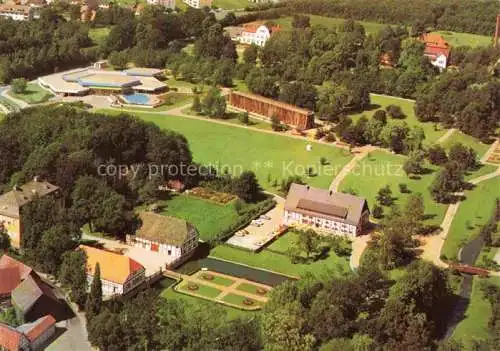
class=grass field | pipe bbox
[177,281,222,298]
[339,150,448,225]
[210,233,350,278]
[273,16,491,48]
[88,27,111,46]
[236,282,269,295]
[350,94,447,145]
[9,83,53,104]
[214,0,250,10]
[442,131,491,159]
[197,272,236,287]
[98,109,353,191]
[158,195,240,241]
[452,276,500,347]
[222,293,263,307]
[441,176,500,261]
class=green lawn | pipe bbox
[350,94,447,145]
[433,30,492,48]
[210,236,350,278]
[236,282,269,295]
[161,285,250,319]
[121,93,193,112]
[158,195,240,241]
[177,281,222,298]
[97,109,354,191]
[442,176,500,261]
[214,0,250,10]
[222,293,263,308]
[9,83,53,104]
[452,276,500,347]
[442,131,491,159]
[339,150,448,225]
[197,272,236,287]
[88,27,111,46]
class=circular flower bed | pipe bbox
[243,298,254,306]
[256,288,268,295]
[202,273,214,281]
[187,283,199,291]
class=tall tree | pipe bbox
[85,263,103,321]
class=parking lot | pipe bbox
[226,195,286,251]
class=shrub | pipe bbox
[399,183,409,193]
[372,205,384,219]
[386,105,406,119]
[324,132,336,142]
[11,78,27,94]
[373,110,387,124]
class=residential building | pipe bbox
[0,178,60,249]
[183,0,211,9]
[147,0,175,9]
[0,255,33,300]
[0,4,33,21]
[284,183,370,237]
[127,211,199,267]
[0,315,56,351]
[238,21,280,47]
[79,245,146,296]
[420,33,450,71]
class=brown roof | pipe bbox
[11,274,59,314]
[136,211,197,246]
[0,180,59,218]
[18,315,56,342]
[0,255,33,296]
[0,324,24,351]
[285,183,368,226]
[230,91,313,116]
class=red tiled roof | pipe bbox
[0,267,21,296]
[420,33,450,59]
[0,324,23,351]
[0,255,33,280]
[242,21,280,34]
[24,315,56,342]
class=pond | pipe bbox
[176,257,295,287]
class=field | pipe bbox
[88,27,111,46]
[339,150,448,225]
[350,94,447,145]
[210,232,350,278]
[442,130,491,159]
[452,276,500,347]
[177,281,222,298]
[273,16,491,48]
[214,0,250,10]
[98,109,354,191]
[441,176,500,261]
[158,194,240,241]
[9,83,53,104]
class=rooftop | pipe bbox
[79,245,144,285]
[0,315,56,351]
[16,315,56,343]
[135,211,197,246]
[0,179,59,218]
[285,183,368,226]
[230,91,313,116]
[123,67,163,77]
[11,274,58,314]
[0,255,34,296]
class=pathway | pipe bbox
[349,234,371,270]
[0,88,28,109]
[417,166,500,269]
[328,145,377,192]
[436,128,456,144]
[480,138,499,164]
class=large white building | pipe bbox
[0,4,33,21]
[128,211,199,268]
[284,183,370,237]
[183,0,212,9]
[147,0,175,9]
[79,245,146,296]
[230,21,281,47]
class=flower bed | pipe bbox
[188,187,237,204]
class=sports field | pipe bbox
[441,176,500,261]
[98,109,354,191]
[339,150,448,225]
[350,94,447,145]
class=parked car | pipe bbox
[260,215,271,220]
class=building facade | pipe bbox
[183,0,211,9]
[0,179,60,249]
[239,22,280,47]
[0,315,56,351]
[127,212,199,267]
[420,33,450,71]
[79,245,146,296]
[147,0,175,8]
[284,183,370,237]
[0,4,33,21]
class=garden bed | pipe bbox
[187,187,237,205]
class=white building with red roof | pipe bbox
[420,33,451,71]
[238,21,281,47]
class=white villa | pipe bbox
[127,212,199,268]
[147,0,175,8]
[183,0,212,9]
[284,183,370,237]
[237,21,281,47]
[79,245,146,296]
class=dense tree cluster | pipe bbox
[287,0,498,35]
[0,8,94,82]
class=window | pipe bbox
[168,249,172,255]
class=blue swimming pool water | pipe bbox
[122,93,150,105]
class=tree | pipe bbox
[85,263,103,321]
[271,115,283,131]
[37,223,77,275]
[292,14,311,28]
[386,105,406,119]
[108,51,128,70]
[59,249,88,307]
[11,78,27,94]
[427,144,448,165]
[376,185,393,206]
[372,205,384,219]
[403,150,425,176]
[296,229,319,258]
[430,161,465,203]
[243,44,259,65]
[404,193,425,235]
[0,225,10,251]
[380,120,409,153]
[201,87,226,117]
[448,143,477,171]
[191,95,202,113]
[212,60,234,87]
[88,309,126,350]
[233,171,261,202]
[373,109,387,124]
[238,111,249,125]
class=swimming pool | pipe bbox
[121,93,151,105]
